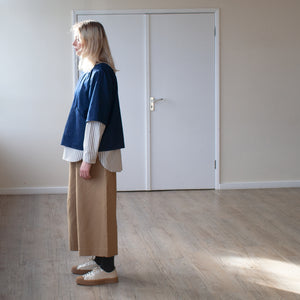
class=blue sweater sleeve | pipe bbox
[86,68,115,125]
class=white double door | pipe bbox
[77,12,215,191]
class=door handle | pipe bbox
[150,97,165,111]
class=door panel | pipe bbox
[78,15,147,190]
[150,14,215,189]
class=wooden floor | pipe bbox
[1,188,300,300]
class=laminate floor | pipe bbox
[1,188,300,300]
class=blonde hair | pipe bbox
[72,20,117,72]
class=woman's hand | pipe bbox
[80,161,92,179]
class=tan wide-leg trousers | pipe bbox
[67,160,118,257]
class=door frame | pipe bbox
[72,9,221,190]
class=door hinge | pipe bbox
[214,160,217,169]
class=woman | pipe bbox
[61,20,124,286]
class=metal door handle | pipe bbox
[150,97,165,111]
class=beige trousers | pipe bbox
[67,160,118,257]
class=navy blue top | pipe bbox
[61,63,125,151]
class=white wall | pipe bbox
[1,0,300,192]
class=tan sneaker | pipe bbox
[76,266,118,286]
[71,258,98,275]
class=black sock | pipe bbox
[94,256,102,265]
[95,256,115,272]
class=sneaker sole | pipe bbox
[76,276,119,286]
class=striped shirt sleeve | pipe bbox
[83,121,105,164]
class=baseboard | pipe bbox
[220,180,300,190]
[0,186,68,195]
[1,181,299,194]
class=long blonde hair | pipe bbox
[72,20,117,72]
